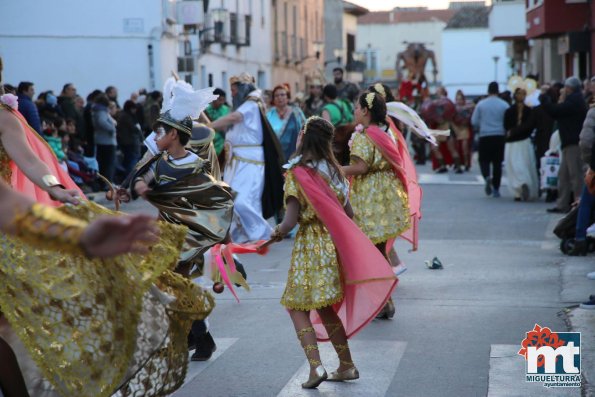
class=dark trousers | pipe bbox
[96,144,117,183]
[120,144,140,176]
[479,135,505,190]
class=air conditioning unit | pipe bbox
[176,1,205,25]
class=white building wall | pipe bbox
[357,21,446,83]
[0,0,178,99]
[195,0,273,93]
[442,28,508,97]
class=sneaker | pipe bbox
[579,297,595,310]
[436,166,448,174]
[521,184,529,201]
[587,272,595,280]
[484,177,492,196]
[392,263,408,276]
[492,189,501,198]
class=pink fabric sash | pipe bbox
[382,119,423,251]
[292,166,397,341]
[8,107,84,205]
[210,241,269,302]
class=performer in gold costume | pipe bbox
[0,88,213,396]
[123,80,239,363]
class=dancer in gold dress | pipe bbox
[271,117,397,389]
[0,90,213,396]
[343,92,411,319]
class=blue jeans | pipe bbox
[576,185,595,240]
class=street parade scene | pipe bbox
[0,0,594,396]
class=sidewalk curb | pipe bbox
[565,307,595,397]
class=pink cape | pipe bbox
[8,107,84,205]
[293,166,397,341]
[385,118,423,251]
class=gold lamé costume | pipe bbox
[349,129,410,244]
[0,138,215,397]
[280,163,348,311]
[128,143,234,278]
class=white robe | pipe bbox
[224,95,272,243]
[505,138,539,199]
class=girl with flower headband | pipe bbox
[368,83,422,262]
[342,91,411,319]
[269,116,397,389]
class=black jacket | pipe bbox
[504,104,532,143]
[540,91,587,149]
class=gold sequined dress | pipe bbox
[280,162,348,311]
[349,129,410,244]
[0,137,214,397]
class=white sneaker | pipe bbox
[392,263,408,276]
[587,272,595,280]
[587,223,595,237]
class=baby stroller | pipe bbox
[553,206,595,254]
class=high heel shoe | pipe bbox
[301,365,328,389]
[327,366,359,381]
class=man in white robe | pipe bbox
[210,73,284,243]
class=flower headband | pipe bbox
[373,83,386,99]
[365,92,375,109]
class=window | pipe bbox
[284,2,289,59]
[245,15,252,46]
[230,12,238,43]
[292,5,297,60]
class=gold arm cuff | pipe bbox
[9,203,87,255]
[42,174,63,188]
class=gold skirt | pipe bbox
[0,201,214,397]
[281,220,343,311]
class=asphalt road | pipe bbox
[98,164,585,397]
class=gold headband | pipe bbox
[365,92,375,109]
[374,83,386,99]
[303,115,331,135]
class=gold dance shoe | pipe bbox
[301,365,328,389]
[326,366,359,382]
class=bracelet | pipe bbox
[9,203,87,255]
[42,174,64,189]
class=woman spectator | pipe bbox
[266,84,306,160]
[117,100,144,175]
[504,88,539,201]
[92,93,117,183]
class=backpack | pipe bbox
[325,101,353,127]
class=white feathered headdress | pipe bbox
[157,79,218,135]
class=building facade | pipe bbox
[357,7,456,87]
[0,0,180,99]
[442,6,508,96]
[181,0,273,93]
[271,0,325,94]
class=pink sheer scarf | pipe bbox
[292,166,397,341]
[8,107,84,205]
[377,119,423,251]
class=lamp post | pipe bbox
[493,55,500,82]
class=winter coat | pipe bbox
[92,104,117,146]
